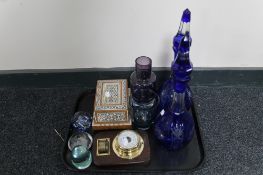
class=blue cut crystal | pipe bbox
[173,8,192,60]
[181,8,191,22]
[155,9,194,150]
[160,8,193,111]
[154,95,194,150]
[160,78,192,111]
[71,111,92,132]
[155,51,194,150]
[155,54,194,150]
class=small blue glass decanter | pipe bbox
[160,9,193,110]
[154,38,194,151]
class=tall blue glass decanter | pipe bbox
[160,9,193,110]
[154,51,194,150]
[154,15,194,150]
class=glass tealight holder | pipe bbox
[130,89,160,130]
[71,145,92,170]
[68,132,93,151]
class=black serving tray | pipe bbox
[62,89,205,173]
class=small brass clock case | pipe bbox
[112,130,144,159]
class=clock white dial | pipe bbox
[117,130,139,149]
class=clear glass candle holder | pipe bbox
[68,132,93,151]
[130,89,160,130]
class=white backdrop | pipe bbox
[0,0,263,70]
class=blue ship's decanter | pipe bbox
[160,8,193,110]
[154,12,194,150]
[154,52,194,150]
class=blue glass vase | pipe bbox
[160,8,193,111]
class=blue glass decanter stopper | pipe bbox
[173,8,192,57]
[154,39,194,151]
[129,56,159,130]
[160,8,193,110]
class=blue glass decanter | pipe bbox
[154,39,194,151]
[160,9,193,110]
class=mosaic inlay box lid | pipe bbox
[92,79,132,130]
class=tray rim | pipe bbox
[61,88,206,173]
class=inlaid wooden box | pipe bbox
[92,79,132,130]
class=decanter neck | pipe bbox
[171,52,192,86]
[170,91,186,115]
[178,21,190,36]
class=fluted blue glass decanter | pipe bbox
[160,9,193,110]
[154,39,194,151]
